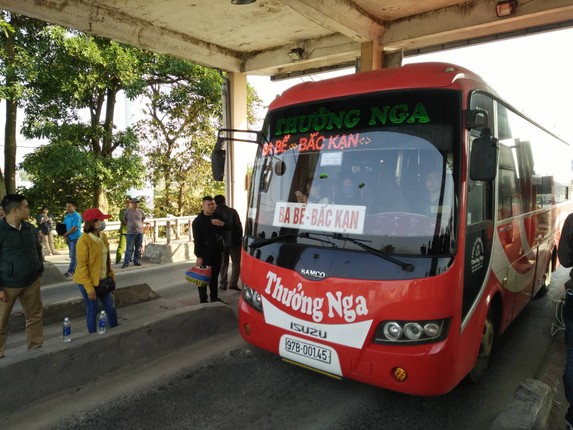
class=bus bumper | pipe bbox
[239,297,459,396]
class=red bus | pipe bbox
[214,62,573,395]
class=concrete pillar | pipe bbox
[383,51,403,69]
[359,41,382,72]
[227,72,249,222]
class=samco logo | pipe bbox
[300,268,326,279]
[264,270,368,323]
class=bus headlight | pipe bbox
[374,319,450,345]
[242,285,263,312]
[403,323,423,340]
[383,322,403,340]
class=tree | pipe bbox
[0,12,45,197]
[135,58,224,216]
[136,62,263,216]
[21,27,148,211]
[20,132,142,217]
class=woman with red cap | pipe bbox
[73,208,118,333]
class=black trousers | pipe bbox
[198,251,222,303]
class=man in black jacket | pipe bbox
[0,194,44,358]
[214,195,243,292]
[192,196,226,304]
[559,212,573,429]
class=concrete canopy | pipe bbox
[1,0,573,77]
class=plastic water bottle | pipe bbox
[63,317,71,342]
[97,311,107,334]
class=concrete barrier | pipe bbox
[144,242,195,264]
[41,261,66,284]
[8,283,160,333]
[0,303,237,415]
[490,378,552,430]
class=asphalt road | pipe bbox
[33,267,568,430]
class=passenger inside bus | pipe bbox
[416,169,454,216]
[296,180,330,204]
[335,175,363,205]
[370,168,411,213]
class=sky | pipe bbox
[248,27,573,144]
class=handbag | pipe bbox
[95,276,116,296]
[40,222,50,235]
[56,222,67,236]
[185,265,212,288]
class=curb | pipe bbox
[8,283,160,333]
[0,302,237,416]
[490,378,552,429]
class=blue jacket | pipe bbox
[0,218,43,289]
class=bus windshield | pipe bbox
[247,89,460,257]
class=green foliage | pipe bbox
[20,138,143,217]
[2,20,264,218]
[247,81,264,128]
[17,27,149,211]
[135,57,227,216]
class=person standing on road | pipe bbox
[62,200,82,278]
[214,195,242,292]
[116,196,131,264]
[558,212,573,429]
[74,208,118,333]
[0,194,44,358]
[122,198,145,268]
[36,206,57,257]
[192,196,226,304]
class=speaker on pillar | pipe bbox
[211,148,226,181]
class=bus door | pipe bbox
[463,93,495,325]
[496,107,537,320]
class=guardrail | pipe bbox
[105,216,197,245]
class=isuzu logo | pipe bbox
[290,322,327,339]
[300,268,326,279]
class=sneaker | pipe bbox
[220,285,228,290]
[134,262,142,266]
[229,285,242,292]
[121,264,128,268]
[64,272,73,278]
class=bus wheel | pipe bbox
[468,308,494,383]
[535,259,552,298]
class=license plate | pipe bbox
[284,337,331,364]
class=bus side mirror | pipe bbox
[466,109,489,129]
[211,139,226,181]
[470,128,498,181]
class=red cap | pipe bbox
[82,208,111,222]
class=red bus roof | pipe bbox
[269,62,494,110]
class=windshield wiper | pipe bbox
[331,233,415,272]
[248,233,296,250]
[298,232,338,248]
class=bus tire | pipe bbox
[468,307,495,383]
[535,259,552,298]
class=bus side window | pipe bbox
[467,179,485,225]
[497,144,522,220]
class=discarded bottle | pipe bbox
[63,317,72,342]
[97,311,107,335]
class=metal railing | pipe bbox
[106,215,197,245]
